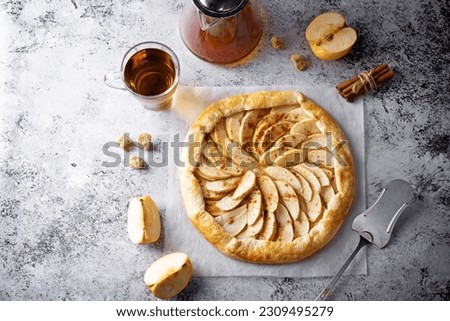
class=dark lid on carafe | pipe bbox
[193,0,249,18]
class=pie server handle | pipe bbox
[315,179,413,301]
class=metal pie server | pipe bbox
[315,179,413,301]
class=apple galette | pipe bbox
[179,91,354,263]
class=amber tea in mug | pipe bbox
[104,42,180,110]
[124,49,176,96]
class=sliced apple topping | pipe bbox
[239,109,265,149]
[221,211,248,236]
[274,149,305,167]
[293,211,310,239]
[215,204,247,225]
[274,133,306,149]
[260,145,291,166]
[216,193,244,211]
[196,158,233,180]
[275,203,294,243]
[264,166,303,195]
[292,164,321,193]
[290,119,321,136]
[257,121,294,154]
[236,214,264,239]
[258,211,277,241]
[274,180,300,220]
[256,174,279,213]
[270,105,299,115]
[247,188,262,225]
[225,112,244,142]
[252,113,285,143]
[320,185,336,205]
[293,172,313,201]
[283,107,308,122]
[305,12,357,61]
[197,99,342,243]
[302,192,322,222]
[228,170,254,199]
[299,163,330,186]
[300,133,327,150]
[203,176,241,194]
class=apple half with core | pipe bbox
[305,12,357,60]
[144,252,193,299]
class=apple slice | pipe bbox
[320,185,336,205]
[283,107,308,122]
[256,174,279,213]
[290,119,321,136]
[202,189,227,201]
[270,105,298,115]
[222,211,248,236]
[215,204,247,225]
[226,137,256,167]
[264,166,303,195]
[226,112,244,142]
[300,163,330,186]
[127,195,161,244]
[260,145,291,166]
[210,119,228,150]
[303,192,322,222]
[307,149,334,168]
[292,164,321,193]
[293,211,310,239]
[236,214,264,239]
[231,170,256,200]
[305,12,357,60]
[274,149,305,167]
[252,113,285,143]
[257,121,294,153]
[202,140,225,167]
[300,133,327,150]
[247,188,262,225]
[274,180,300,220]
[275,203,294,242]
[294,172,313,201]
[274,133,306,148]
[144,252,192,299]
[196,158,232,180]
[239,109,265,148]
[216,193,244,211]
[258,211,277,241]
[203,176,241,193]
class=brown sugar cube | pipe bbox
[270,36,285,50]
[117,133,134,151]
[290,54,309,71]
[130,156,146,170]
[138,133,152,151]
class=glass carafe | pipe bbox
[179,0,264,64]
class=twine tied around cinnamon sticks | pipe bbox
[336,63,394,102]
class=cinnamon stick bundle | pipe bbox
[336,63,394,102]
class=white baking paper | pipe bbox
[166,86,366,277]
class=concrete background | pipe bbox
[0,0,449,300]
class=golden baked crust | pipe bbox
[179,91,354,263]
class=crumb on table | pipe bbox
[270,36,285,50]
[290,53,309,71]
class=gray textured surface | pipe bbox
[0,0,449,301]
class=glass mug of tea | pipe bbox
[104,42,180,110]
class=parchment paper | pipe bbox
[165,86,366,277]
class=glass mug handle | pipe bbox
[104,71,126,90]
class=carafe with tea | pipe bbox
[179,0,264,64]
